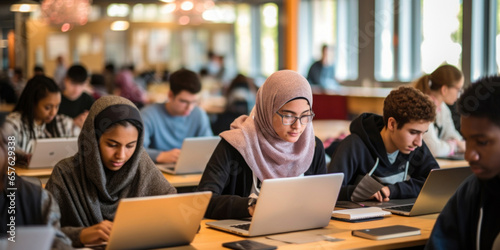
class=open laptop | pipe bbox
[28,137,78,169]
[105,191,212,250]
[371,167,472,216]
[6,226,55,250]
[157,136,220,175]
[206,173,344,237]
[437,152,465,161]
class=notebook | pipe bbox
[378,166,472,216]
[157,136,220,175]
[206,173,344,237]
[331,207,391,221]
[352,225,421,240]
[6,226,55,250]
[28,137,78,169]
[105,191,212,250]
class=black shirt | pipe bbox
[58,92,94,118]
[197,137,326,219]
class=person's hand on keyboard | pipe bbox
[80,220,114,245]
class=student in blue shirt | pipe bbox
[426,76,500,250]
[141,69,213,163]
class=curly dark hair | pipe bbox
[383,86,436,129]
[457,75,500,127]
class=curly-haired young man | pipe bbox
[328,86,439,202]
[426,76,500,250]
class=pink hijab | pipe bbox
[220,70,315,181]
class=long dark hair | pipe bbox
[13,75,62,139]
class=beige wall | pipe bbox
[26,19,232,79]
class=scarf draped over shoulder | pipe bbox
[46,96,176,228]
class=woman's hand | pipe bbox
[80,220,113,245]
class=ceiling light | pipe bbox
[111,21,130,31]
[10,0,40,12]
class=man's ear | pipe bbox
[387,117,397,131]
[167,90,174,100]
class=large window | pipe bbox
[374,0,394,81]
[298,0,357,81]
[373,0,462,82]
[421,0,463,73]
[497,0,500,73]
[260,3,278,76]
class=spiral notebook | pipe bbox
[332,207,391,221]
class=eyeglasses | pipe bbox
[275,111,315,125]
[449,86,464,97]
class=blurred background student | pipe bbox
[413,64,465,158]
[211,73,257,135]
[1,76,80,165]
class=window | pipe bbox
[336,0,358,81]
[260,3,278,76]
[497,0,500,73]
[234,4,252,76]
[421,0,462,73]
[374,0,394,81]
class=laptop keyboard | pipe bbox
[230,223,251,231]
[388,204,414,212]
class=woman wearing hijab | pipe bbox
[197,70,326,219]
[46,96,176,247]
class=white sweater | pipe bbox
[423,102,463,157]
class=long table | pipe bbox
[183,213,438,249]
[15,167,202,188]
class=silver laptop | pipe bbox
[157,136,220,175]
[28,137,78,169]
[6,226,55,250]
[105,191,212,250]
[206,173,344,237]
[377,167,472,216]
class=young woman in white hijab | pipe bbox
[46,96,176,247]
[197,70,326,219]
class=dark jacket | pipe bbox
[197,137,326,219]
[328,113,439,201]
[426,175,500,250]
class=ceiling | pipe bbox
[0,0,280,25]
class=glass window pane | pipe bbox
[298,0,337,80]
[497,0,500,73]
[260,3,278,76]
[336,0,358,81]
[398,0,414,82]
[235,4,252,76]
[374,0,394,81]
[421,0,462,73]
